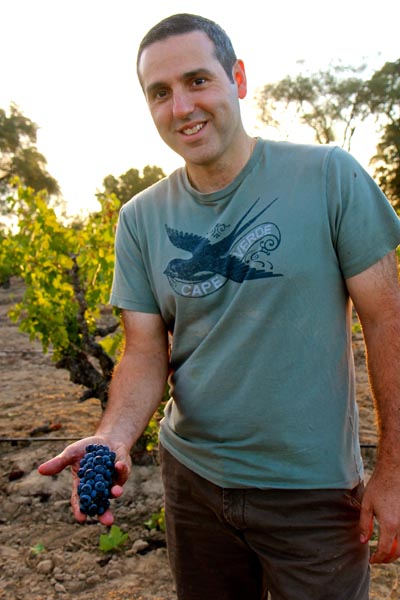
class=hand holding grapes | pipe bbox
[38,436,131,525]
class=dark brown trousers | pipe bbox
[160,444,370,600]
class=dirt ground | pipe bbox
[0,278,399,599]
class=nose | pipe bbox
[172,91,194,119]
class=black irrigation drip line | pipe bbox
[0,437,378,449]
[0,437,83,443]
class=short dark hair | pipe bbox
[137,13,237,83]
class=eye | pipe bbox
[155,89,168,99]
[148,87,170,103]
[192,77,207,87]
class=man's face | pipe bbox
[138,31,247,173]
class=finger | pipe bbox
[386,538,400,563]
[113,461,130,487]
[72,503,87,524]
[38,440,88,476]
[371,537,400,565]
[98,509,114,526]
[359,510,374,544]
[38,454,71,476]
[370,531,397,564]
[71,476,87,524]
[110,484,124,499]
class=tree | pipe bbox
[99,165,166,206]
[0,104,59,206]
[256,64,367,150]
[365,60,400,210]
[256,60,400,210]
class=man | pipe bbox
[39,13,400,600]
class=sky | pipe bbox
[1,0,399,216]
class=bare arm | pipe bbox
[346,250,400,563]
[96,309,169,448]
[39,309,169,524]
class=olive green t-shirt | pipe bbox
[110,139,400,489]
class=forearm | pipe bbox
[358,314,400,562]
[39,308,169,526]
[362,313,400,463]
[346,252,400,561]
[95,348,168,451]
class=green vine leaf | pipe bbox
[99,525,129,553]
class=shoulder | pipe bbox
[121,168,184,216]
[264,138,336,157]
[263,139,343,173]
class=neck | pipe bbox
[186,136,257,193]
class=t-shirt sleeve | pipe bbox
[326,147,400,278]
[109,201,160,313]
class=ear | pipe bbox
[233,59,247,99]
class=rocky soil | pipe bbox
[0,279,175,600]
[0,279,399,599]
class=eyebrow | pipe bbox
[145,68,215,97]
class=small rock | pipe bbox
[67,579,85,593]
[131,539,149,554]
[133,502,146,514]
[13,495,31,506]
[0,546,19,560]
[36,559,54,575]
[53,500,70,509]
[86,574,101,585]
[54,582,67,593]
[107,568,120,579]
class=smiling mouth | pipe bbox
[182,122,205,136]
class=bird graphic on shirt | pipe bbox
[164,197,281,284]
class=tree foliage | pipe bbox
[1,159,169,404]
[1,171,169,452]
[1,184,168,454]
[1,184,120,408]
[99,165,165,206]
[256,59,400,209]
[0,104,59,205]
[366,60,400,210]
[256,64,367,149]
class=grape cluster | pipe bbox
[77,444,116,517]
